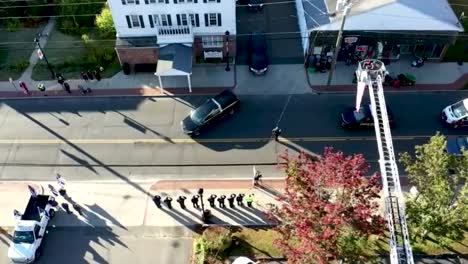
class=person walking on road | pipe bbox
[272,126,282,141]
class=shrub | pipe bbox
[8,59,30,72]
[5,18,21,32]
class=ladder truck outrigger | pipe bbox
[355,59,414,264]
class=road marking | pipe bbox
[0,135,447,145]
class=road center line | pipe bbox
[0,135,441,144]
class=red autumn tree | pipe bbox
[268,148,386,264]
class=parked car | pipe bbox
[181,90,240,136]
[247,0,263,11]
[441,98,468,128]
[340,104,395,129]
[445,136,468,155]
[248,33,268,75]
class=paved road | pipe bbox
[0,92,466,181]
[0,226,192,264]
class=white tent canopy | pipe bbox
[155,44,193,92]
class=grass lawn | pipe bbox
[31,27,120,81]
[228,227,283,258]
[0,25,45,81]
[444,0,468,62]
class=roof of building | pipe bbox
[303,0,464,32]
[155,44,192,76]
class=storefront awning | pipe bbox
[303,0,464,33]
[155,44,193,92]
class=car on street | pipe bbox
[248,33,268,75]
[441,98,468,128]
[340,104,395,129]
[181,90,240,136]
[247,0,264,11]
[445,136,468,155]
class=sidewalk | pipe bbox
[0,178,284,231]
[307,60,468,93]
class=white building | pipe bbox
[107,0,237,72]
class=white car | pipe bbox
[441,98,468,128]
[232,256,257,264]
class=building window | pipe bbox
[180,14,188,26]
[154,14,171,26]
[202,35,223,48]
[209,13,218,26]
[149,0,165,3]
[126,0,136,3]
[189,14,196,26]
[131,15,140,27]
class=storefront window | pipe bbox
[431,44,444,58]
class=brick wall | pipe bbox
[115,47,159,66]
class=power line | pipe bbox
[0,14,99,19]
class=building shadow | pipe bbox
[60,149,98,174]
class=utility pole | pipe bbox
[34,37,55,80]
[326,0,352,86]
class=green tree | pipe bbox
[399,133,468,245]
[95,5,115,38]
[55,0,104,35]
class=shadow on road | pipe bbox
[114,111,174,143]
[0,227,12,246]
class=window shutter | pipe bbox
[195,14,200,27]
[135,0,140,4]
[168,15,172,26]
[176,14,181,26]
[203,0,207,3]
[148,15,154,28]
[204,14,208,27]
[165,0,169,3]
[144,0,148,3]
[217,13,221,26]
[126,15,132,28]
[194,0,197,3]
[217,0,220,3]
[121,0,126,5]
[139,15,145,28]
[174,0,178,3]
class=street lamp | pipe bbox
[34,37,55,80]
[198,188,209,222]
[225,31,230,72]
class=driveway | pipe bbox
[236,0,304,65]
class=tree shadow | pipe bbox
[114,111,174,144]
[60,149,98,174]
[85,203,128,231]
[20,112,151,197]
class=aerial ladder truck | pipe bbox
[355,59,414,264]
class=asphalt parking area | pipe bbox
[236,0,304,65]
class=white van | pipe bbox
[441,98,468,128]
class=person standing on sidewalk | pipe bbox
[81,71,89,82]
[19,81,31,96]
[37,83,47,96]
[245,194,254,207]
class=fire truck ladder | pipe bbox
[356,60,414,264]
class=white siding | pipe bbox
[108,0,236,39]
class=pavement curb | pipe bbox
[149,178,286,191]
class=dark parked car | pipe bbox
[248,33,268,75]
[247,0,264,11]
[181,90,240,136]
[445,136,468,155]
[340,104,395,129]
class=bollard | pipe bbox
[164,197,173,209]
[228,194,236,208]
[207,194,217,207]
[177,196,187,209]
[236,193,245,206]
[152,195,162,208]
[217,195,226,208]
[191,195,200,208]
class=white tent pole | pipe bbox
[158,75,164,93]
[187,74,192,93]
